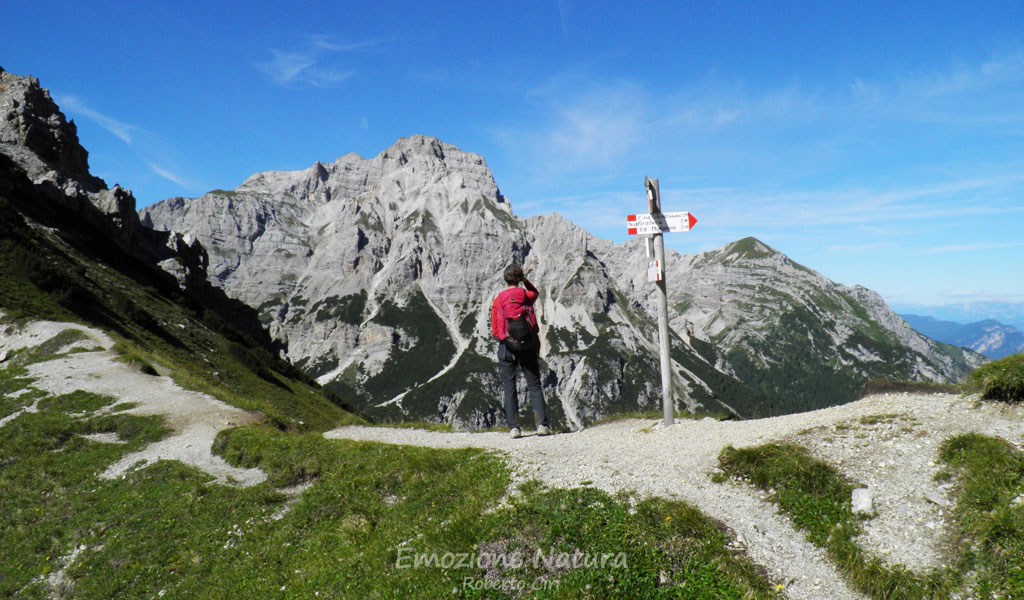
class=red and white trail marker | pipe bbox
[626,212,698,235]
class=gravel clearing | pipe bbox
[326,393,1024,599]
[1,316,266,486]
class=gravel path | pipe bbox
[326,393,1024,599]
[1,317,266,486]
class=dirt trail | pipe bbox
[1,317,265,486]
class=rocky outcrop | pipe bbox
[142,137,984,428]
[0,68,273,347]
[0,67,139,249]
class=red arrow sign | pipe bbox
[627,212,698,235]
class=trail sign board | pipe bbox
[626,212,698,235]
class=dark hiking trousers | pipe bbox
[497,343,548,430]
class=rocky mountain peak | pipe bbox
[0,68,138,247]
[380,134,448,162]
[713,237,782,263]
[232,135,508,216]
[0,66,101,190]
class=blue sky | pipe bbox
[4,1,1023,310]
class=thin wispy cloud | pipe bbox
[849,49,1024,127]
[555,0,570,36]
[497,77,648,175]
[49,94,199,194]
[502,49,1024,189]
[148,162,192,189]
[662,80,823,132]
[922,241,1024,255]
[56,95,136,144]
[659,171,1024,230]
[256,34,384,87]
[309,34,390,53]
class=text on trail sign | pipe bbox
[626,212,698,236]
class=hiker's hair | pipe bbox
[504,264,524,286]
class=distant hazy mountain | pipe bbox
[142,136,984,429]
[891,302,1024,332]
[900,314,1024,360]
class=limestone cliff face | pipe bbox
[0,67,137,249]
[0,68,271,346]
[142,137,984,428]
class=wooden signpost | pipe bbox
[626,177,698,427]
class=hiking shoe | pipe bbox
[536,425,553,436]
[510,427,522,439]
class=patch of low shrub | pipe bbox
[967,354,1024,402]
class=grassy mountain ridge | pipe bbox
[0,183,357,432]
[669,237,984,416]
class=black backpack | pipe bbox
[504,308,537,353]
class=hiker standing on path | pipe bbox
[491,264,552,439]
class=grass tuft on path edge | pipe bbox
[718,435,1024,599]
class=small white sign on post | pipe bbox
[647,259,662,282]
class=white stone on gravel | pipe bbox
[852,488,874,514]
[924,490,950,508]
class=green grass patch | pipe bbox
[967,354,1024,402]
[590,410,663,426]
[857,413,904,426]
[939,433,1024,598]
[717,443,957,598]
[0,364,42,420]
[374,421,458,433]
[112,342,160,376]
[38,390,117,413]
[0,362,33,396]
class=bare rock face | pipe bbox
[0,68,214,287]
[0,67,274,346]
[0,73,94,184]
[142,137,983,429]
[0,67,139,247]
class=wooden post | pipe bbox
[645,177,674,427]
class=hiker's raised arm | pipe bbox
[522,277,538,303]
